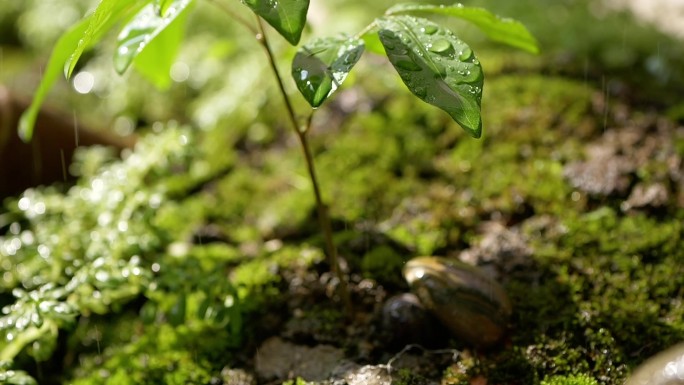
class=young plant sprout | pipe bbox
[18,0,537,315]
[12,0,537,365]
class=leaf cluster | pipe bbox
[18,0,538,141]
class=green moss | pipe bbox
[316,103,442,223]
[212,155,314,241]
[394,368,430,385]
[484,348,539,385]
[436,75,593,220]
[386,223,447,257]
[70,324,221,385]
[482,75,595,140]
[231,245,322,287]
[361,245,407,287]
[541,374,598,385]
[496,206,684,384]
[282,378,311,385]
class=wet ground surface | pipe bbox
[215,96,684,384]
[3,2,684,384]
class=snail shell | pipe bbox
[626,343,684,385]
[402,256,512,347]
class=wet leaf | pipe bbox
[140,301,158,324]
[292,36,364,108]
[133,3,190,89]
[155,0,175,15]
[0,285,76,362]
[196,297,212,320]
[65,0,144,79]
[360,26,385,55]
[377,15,483,137]
[167,295,186,326]
[227,294,242,339]
[0,367,38,385]
[386,3,539,54]
[27,325,58,362]
[115,0,194,75]
[18,19,89,141]
[243,0,309,45]
[22,0,147,140]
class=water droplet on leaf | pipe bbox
[298,69,308,80]
[463,66,482,82]
[429,39,451,53]
[459,47,473,61]
[422,25,438,35]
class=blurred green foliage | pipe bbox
[0,126,245,382]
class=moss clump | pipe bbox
[483,348,539,385]
[500,206,684,384]
[361,245,407,288]
[541,374,599,385]
[437,75,593,219]
[70,324,223,385]
[394,368,430,385]
[282,378,311,385]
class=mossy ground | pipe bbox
[2,1,684,384]
[4,67,682,384]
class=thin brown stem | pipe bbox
[254,17,300,133]
[255,18,353,317]
[354,20,378,40]
[207,0,257,34]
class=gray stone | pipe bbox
[254,337,344,382]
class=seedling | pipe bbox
[18,0,538,315]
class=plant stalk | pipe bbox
[207,0,257,34]
[255,18,353,317]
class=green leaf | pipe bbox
[64,0,145,79]
[115,0,194,75]
[292,36,364,108]
[132,2,190,89]
[243,0,309,45]
[2,369,38,385]
[377,15,483,137]
[386,3,539,54]
[20,0,146,141]
[167,295,186,326]
[155,0,175,15]
[17,19,89,141]
[360,25,385,55]
[139,301,157,324]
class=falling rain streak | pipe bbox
[60,149,67,182]
[73,110,79,147]
[602,76,610,131]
